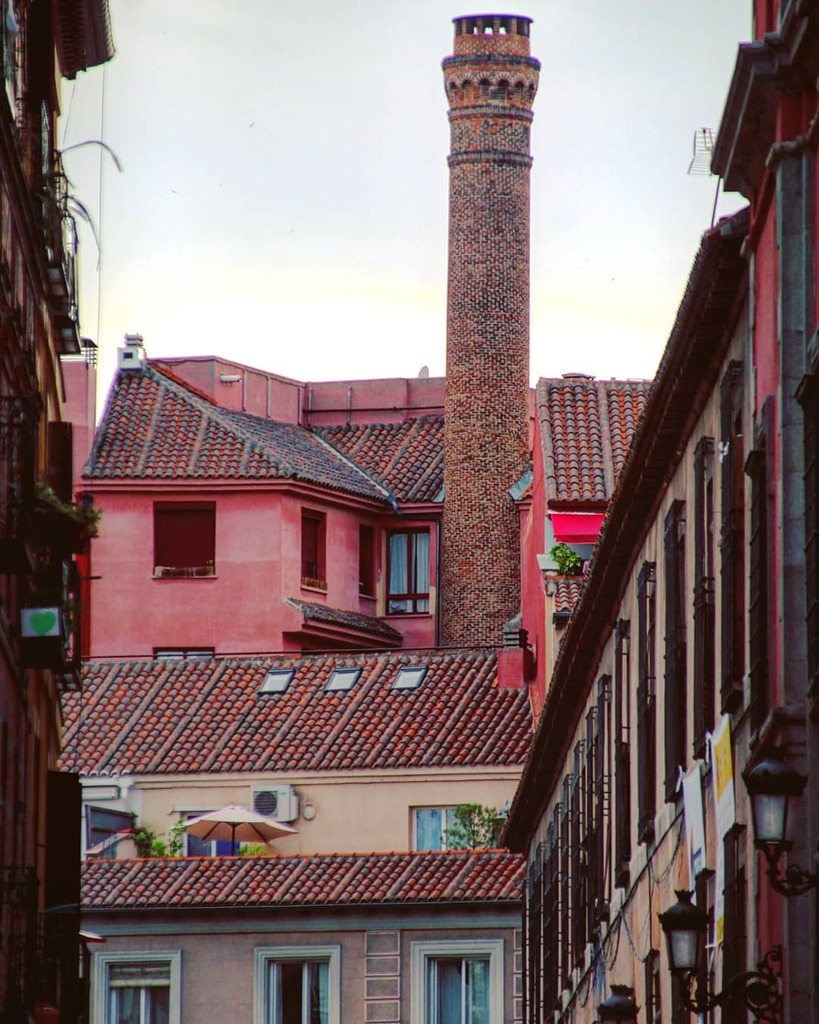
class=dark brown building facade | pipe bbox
[0,0,112,1019]
[441,15,539,646]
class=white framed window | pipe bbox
[410,939,503,1024]
[254,945,340,1024]
[92,950,181,1024]
[414,807,460,851]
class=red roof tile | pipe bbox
[61,650,531,776]
[537,376,650,504]
[82,850,523,910]
[284,598,403,645]
[550,577,585,615]
[87,363,647,512]
[317,417,444,503]
[86,364,391,502]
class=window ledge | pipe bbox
[301,578,328,593]
[153,568,217,580]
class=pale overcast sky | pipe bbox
[61,0,750,400]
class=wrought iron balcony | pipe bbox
[0,396,37,574]
[0,865,38,1019]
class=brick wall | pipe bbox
[440,15,540,646]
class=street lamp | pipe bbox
[743,752,819,896]
[658,889,707,973]
[658,891,782,1024]
[597,985,638,1024]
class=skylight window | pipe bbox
[155,647,214,660]
[325,668,361,692]
[392,666,427,691]
[259,669,294,694]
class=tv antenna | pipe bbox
[687,127,722,227]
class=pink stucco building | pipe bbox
[81,343,646,676]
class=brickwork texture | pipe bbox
[440,15,540,646]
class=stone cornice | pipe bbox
[447,150,533,169]
[713,11,819,197]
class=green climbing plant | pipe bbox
[131,826,167,858]
[446,804,504,850]
[549,542,583,576]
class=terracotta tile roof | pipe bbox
[537,376,650,504]
[55,0,115,80]
[284,599,403,645]
[61,650,531,776]
[550,577,585,616]
[85,364,390,503]
[82,850,523,910]
[316,417,444,503]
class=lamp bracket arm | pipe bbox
[762,844,819,896]
[679,945,782,1024]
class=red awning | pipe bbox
[550,511,605,544]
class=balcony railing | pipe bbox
[0,396,37,573]
[0,865,38,1019]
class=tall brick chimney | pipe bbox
[440,15,539,646]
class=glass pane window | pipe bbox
[107,961,171,1024]
[387,529,430,613]
[425,957,490,1024]
[266,960,329,1024]
[87,806,135,852]
[414,807,460,851]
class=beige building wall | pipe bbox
[524,307,758,1021]
[83,766,522,855]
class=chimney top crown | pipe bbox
[451,14,533,56]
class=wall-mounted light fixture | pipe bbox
[658,890,781,1024]
[743,752,819,897]
[596,984,638,1024]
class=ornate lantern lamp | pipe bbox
[597,985,638,1024]
[658,891,781,1024]
[743,753,819,896]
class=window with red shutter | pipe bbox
[153,502,215,578]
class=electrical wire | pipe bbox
[60,78,77,148]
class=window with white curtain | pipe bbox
[387,529,430,613]
[254,945,340,1024]
[92,951,181,1024]
[426,957,490,1024]
[410,940,503,1024]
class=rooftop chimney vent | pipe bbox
[118,333,146,372]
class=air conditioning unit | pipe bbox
[252,785,299,823]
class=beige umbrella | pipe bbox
[182,805,297,848]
